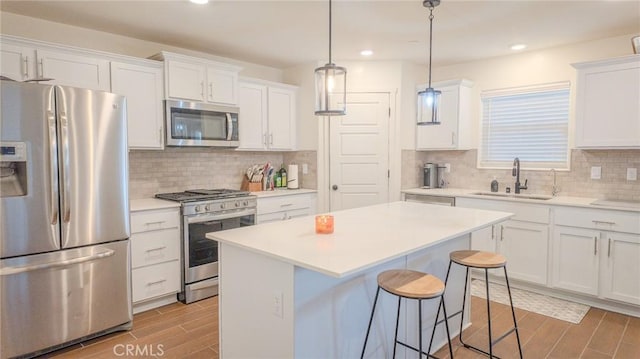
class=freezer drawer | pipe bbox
[0,240,132,359]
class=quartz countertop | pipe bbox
[249,188,317,198]
[130,198,180,212]
[402,188,640,212]
[208,201,511,278]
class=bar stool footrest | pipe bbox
[396,340,442,359]
[461,342,503,359]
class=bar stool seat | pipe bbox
[361,269,453,359]
[445,250,523,358]
[378,269,445,299]
[450,250,506,269]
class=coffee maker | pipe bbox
[422,163,437,188]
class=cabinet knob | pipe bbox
[332,185,338,191]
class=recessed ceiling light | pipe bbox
[510,44,527,51]
[190,0,209,4]
[360,50,373,56]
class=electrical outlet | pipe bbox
[627,168,638,181]
[302,163,308,175]
[272,290,283,318]
[445,163,451,173]
[590,166,601,180]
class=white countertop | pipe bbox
[250,188,317,198]
[208,201,512,278]
[130,198,180,212]
[402,187,640,212]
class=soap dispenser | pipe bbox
[490,177,499,192]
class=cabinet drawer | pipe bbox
[131,209,180,234]
[131,229,180,269]
[554,207,640,234]
[456,198,549,224]
[256,208,312,224]
[132,260,180,303]
[257,194,313,215]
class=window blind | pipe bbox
[479,83,570,169]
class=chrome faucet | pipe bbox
[512,157,528,194]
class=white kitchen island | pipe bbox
[207,201,512,358]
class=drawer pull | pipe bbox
[594,236,598,255]
[146,279,167,286]
[608,237,612,258]
[145,246,166,252]
[592,220,615,225]
[500,226,504,241]
[145,220,165,226]
[280,203,293,207]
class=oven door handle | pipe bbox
[187,209,256,224]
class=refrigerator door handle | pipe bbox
[57,87,71,226]
[0,249,115,276]
[46,87,59,226]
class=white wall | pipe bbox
[0,12,283,81]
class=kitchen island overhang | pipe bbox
[207,201,512,358]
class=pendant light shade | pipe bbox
[315,0,347,116]
[417,0,441,125]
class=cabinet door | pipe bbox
[416,85,458,150]
[37,49,110,91]
[551,226,600,295]
[267,86,296,150]
[601,232,640,305]
[238,82,268,150]
[0,43,36,81]
[470,225,496,252]
[166,59,206,101]
[110,62,164,150]
[499,221,548,285]
[575,58,640,148]
[207,67,238,105]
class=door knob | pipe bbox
[332,185,338,190]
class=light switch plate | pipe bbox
[302,163,308,175]
[591,166,601,180]
[627,168,637,181]
[445,163,451,173]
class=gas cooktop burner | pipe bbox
[155,188,251,202]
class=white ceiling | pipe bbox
[1,0,639,69]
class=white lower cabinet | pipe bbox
[256,192,317,224]
[130,207,181,313]
[457,197,549,285]
[552,206,640,306]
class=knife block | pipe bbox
[241,175,262,192]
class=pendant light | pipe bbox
[417,0,441,125]
[315,0,347,116]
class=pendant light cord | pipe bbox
[428,5,434,88]
[329,0,333,64]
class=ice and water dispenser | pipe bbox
[0,142,27,197]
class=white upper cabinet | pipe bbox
[110,61,164,150]
[573,55,640,148]
[0,42,36,81]
[238,78,297,151]
[1,36,109,91]
[36,49,110,91]
[416,79,473,150]
[152,51,241,106]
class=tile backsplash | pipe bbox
[402,149,640,201]
[129,148,317,199]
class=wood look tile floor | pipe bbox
[46,295,638,359]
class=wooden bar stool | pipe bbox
[444,250,523,358]
[361,269,454,359]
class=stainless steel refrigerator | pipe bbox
[0,80,132,358]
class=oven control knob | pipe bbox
[220,203,226,209]
[235,201,240,207]
[195,205,202,213]
[205,204,211,211]
[243,200,249,206]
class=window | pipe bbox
[479,82,570,170]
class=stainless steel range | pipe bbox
[155,189,256,303]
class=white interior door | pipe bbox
[329,92,390,211]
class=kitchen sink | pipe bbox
[470,192,552,201]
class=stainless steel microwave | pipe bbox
[165,100,239,147]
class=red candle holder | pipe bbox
[315,215,334,234]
